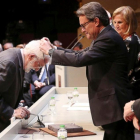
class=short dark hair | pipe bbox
[76,2,109,26]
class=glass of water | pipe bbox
[49,97,56,115]
[32,131,44,140]
[67,91,73,105]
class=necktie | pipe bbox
[40,64,49,85]
[40,67,47,83]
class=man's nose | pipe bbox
[81,28,85,33]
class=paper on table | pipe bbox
[72,103,89,107]
[44,123,54,127]
[62,104,71,107]
[63,102,89,108]
[67,107,90,111]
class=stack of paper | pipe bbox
[65,103,90,111]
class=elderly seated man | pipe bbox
[0,39,50,132]
[30,63,55,102]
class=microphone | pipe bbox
[30,113,45,128]
[66,34,82,49]
[71,35,85,50]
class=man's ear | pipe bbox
[94,17,100,27]
[27,53,36,61]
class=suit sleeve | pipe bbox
[0,61,16,120]
[51,38,116,67]
[48,65,55,85]
[133,99,140,120]
[31,70,39,84]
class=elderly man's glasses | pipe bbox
[80,20,92,29]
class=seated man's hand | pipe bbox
[34,81,44,89]
[40,37,53,55]
[123,100,135,122]
[133,116,140,131]
[13,107,30,119]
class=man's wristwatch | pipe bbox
[131,104,134,112]
[48,48,55,56]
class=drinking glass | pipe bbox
[67,91,73,105]
[73,91,79,103]
[32,131,44,140]
[49,98,56,115]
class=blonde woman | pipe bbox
[113,6,140,99]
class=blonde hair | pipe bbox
[112,6,137,35]
[24,40,44,59]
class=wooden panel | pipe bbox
[40,128,96,137]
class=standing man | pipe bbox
[39,2,135,140]
[0,40,49,132]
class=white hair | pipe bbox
[24,40,44,59]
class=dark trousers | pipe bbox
[102,119,134,140]
[31,84,54,102]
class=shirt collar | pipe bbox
[20,49,24,69]
[100,27,106,34]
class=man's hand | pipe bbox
[40,37,52,55]
[34,81,45,89]
[123,100,135,122]
[133,116,140,131]
[13,107,30,119]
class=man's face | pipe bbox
[25,55,47,73]
[3,43,13,50]
[73,46,81,51]
[79,15,99,40]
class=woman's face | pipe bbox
[113,14,129,39]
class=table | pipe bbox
[0,87,104,140]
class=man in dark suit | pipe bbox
[0,40,49,132]
[39,2,135,140]
[30,63,55,102]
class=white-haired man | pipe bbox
[0,40,49,132]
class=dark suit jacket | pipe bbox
[51,25,134,126]
[133,99,140,120]
[31,64,55,86]
[0,48,24,131]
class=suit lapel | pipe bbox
[16,49,24,87]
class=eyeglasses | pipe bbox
[80,20,92,29]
